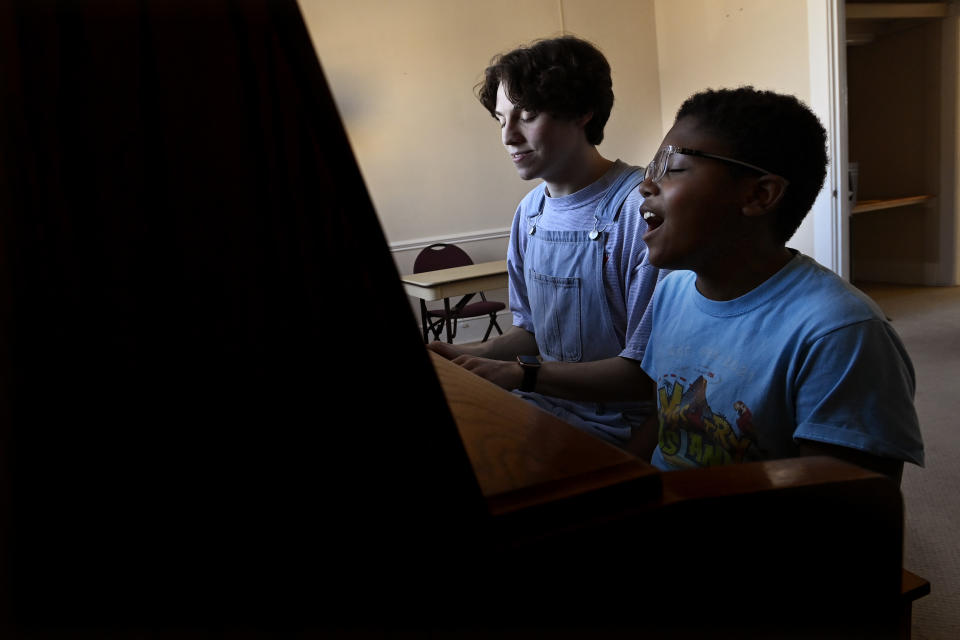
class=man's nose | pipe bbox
[640,175,659,198]
[502,120,522,146]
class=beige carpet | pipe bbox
[857,283,960,640]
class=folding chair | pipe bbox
[413,243,506,343]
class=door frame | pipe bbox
[808,0,849,280]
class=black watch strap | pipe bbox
[517,356,541,392]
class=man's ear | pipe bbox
[575,111,594,128]
[742,175,788,217]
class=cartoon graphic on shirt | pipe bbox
[656,373,761,466]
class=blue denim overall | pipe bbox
[517,167,646,445]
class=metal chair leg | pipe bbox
[427,317,445,341]
[482,314,503,342]
[419,299,430,343]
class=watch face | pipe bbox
[518,355,540,366]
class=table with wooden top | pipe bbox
[401,260,508,343]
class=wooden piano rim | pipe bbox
[429,352,661,516]
[429,352,894,518]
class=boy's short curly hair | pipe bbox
[477,36,613,146]
[676,87,828,243]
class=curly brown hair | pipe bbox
[476,36,613,146]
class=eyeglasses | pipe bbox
[643,145,782,184]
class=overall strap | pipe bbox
[524,182,549,221]
[522,182,550,235]
[594,166,643,224]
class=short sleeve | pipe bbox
[792,319,924,465]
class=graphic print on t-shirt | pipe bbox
[656,372,763,467]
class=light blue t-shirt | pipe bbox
[641,252,924,471]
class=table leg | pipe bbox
[443,298,453,343]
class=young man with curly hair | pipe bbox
[429,36,666,451]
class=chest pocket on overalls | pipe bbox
[528,268,583,362]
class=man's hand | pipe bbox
[427,326,538,362]
[427,339,523,389]
[429,329,654,402]
[427,340,471,360]
[449,354,524,391]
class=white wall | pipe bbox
[300,0,836,266]
[299,0,662,342]
[298,0,842,340]
[299,0,660,275]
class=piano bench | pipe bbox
[900,568,931,640]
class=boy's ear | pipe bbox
[742,174,789,217]
[575,111,594,128]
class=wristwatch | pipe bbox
[516,355,541,392]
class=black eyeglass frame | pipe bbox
[644,145,786,185]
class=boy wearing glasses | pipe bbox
[638,87,923,481]
[429,36,666,451]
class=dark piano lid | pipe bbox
[0,0,486,628]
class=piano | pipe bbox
[0,1,918,637]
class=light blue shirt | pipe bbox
[641,252,924,470]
